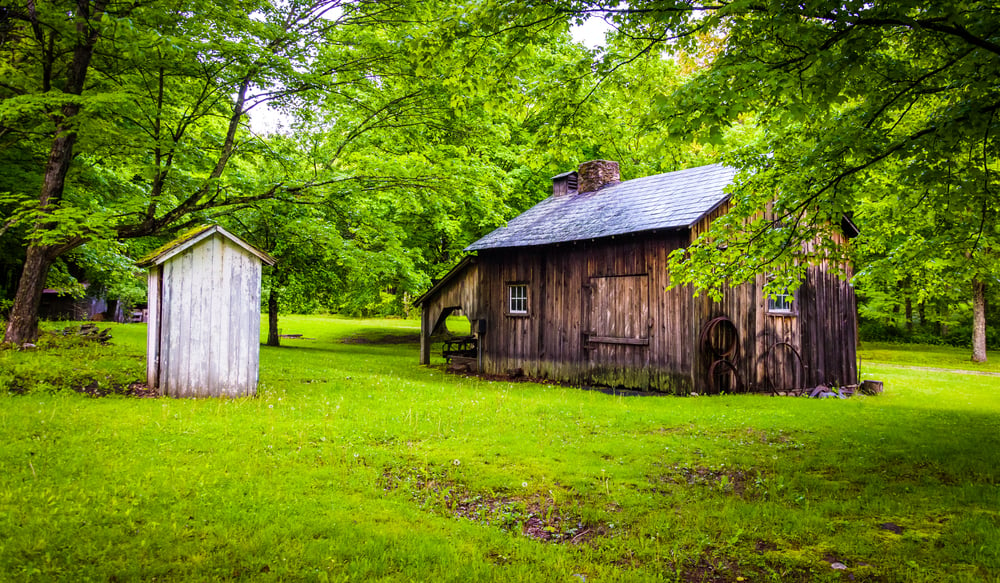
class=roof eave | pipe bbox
[137,225,276,268]
[466,226,693,252]
[413,256,477,306]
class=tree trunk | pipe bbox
[3,245,55,344]
[905,297,913,333]
[972,278,987,363]
[267,286,280,347]
[3,0,107,346]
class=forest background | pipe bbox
[0,0,996,359]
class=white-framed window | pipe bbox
[765,274,796,315]
[767,294,795,314]
[767,290,795,314]
[507,283,528,315]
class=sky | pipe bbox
[571,13,614,49]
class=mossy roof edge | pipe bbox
[136,224,276,268]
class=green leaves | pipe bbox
[586,0,1000,324]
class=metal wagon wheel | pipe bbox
[700,316,739,359]
[761,341,805,394]
[707,358,745,395]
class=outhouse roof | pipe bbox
[466,164,737,251]
[137,225,277,268]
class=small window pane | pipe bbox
[768,292,794,313]
[508,284,528,314]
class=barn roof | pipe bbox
[137,225,276,268]
[466,164,737,251]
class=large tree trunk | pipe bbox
[3,127,81,344]
[3,0,107,345]
[3,124,83,345]
[3,246,55,344]
[267,286,280,347]
[972,278,987,363]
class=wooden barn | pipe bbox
[139,225,276,398]
[415,160,859,394]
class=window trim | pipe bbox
[765,288,796,316]
[506,282,529,317]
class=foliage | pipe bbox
[0,322,144,393]
[5,0,537,340]
[547,2,1000,311]
[219,4,721,318]
[0,316,997,581]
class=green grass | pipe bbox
[1,316,998,582]
[860,342,999,373]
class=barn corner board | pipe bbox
[415,160,859,395]
[143,225,273,398]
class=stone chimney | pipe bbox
[552,170,578,197]
[577,160,620,194]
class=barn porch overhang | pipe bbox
[413,255,477,308]
[414,256,483,367]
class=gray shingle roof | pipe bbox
[466,164,736,251]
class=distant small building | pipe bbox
[415,161,859,394]
[138,225,275,398]
[38,285,108,321]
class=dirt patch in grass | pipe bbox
[676,555,745,583]
[7,377,157,398]
[611,550,765,583]
[340,333,420,345]
[740,427,797,445]
[381,465,600,543]
[73,380,158,398]
[649,464,758,497]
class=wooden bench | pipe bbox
[442,336,477,360]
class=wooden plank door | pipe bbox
[585,274,651,384]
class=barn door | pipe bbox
[585,274,651,380]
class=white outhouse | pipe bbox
[139,225,276,397]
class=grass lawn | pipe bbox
[859,341,1000,374]
[0,316,998,582]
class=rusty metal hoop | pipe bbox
[761,341,805,393]
[700,316,739,359]
[707,358,744,395]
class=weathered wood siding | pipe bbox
[468,222,857,393]
[688,207,858,392]
[476,232,695,393]
[149,235,263,398]
[798,260,858,388]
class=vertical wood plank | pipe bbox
[146,266,161,388]
[160,261,174,394]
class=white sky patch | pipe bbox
[249,104,292,135]
[246,2,345,135]
[570,12,615,50]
